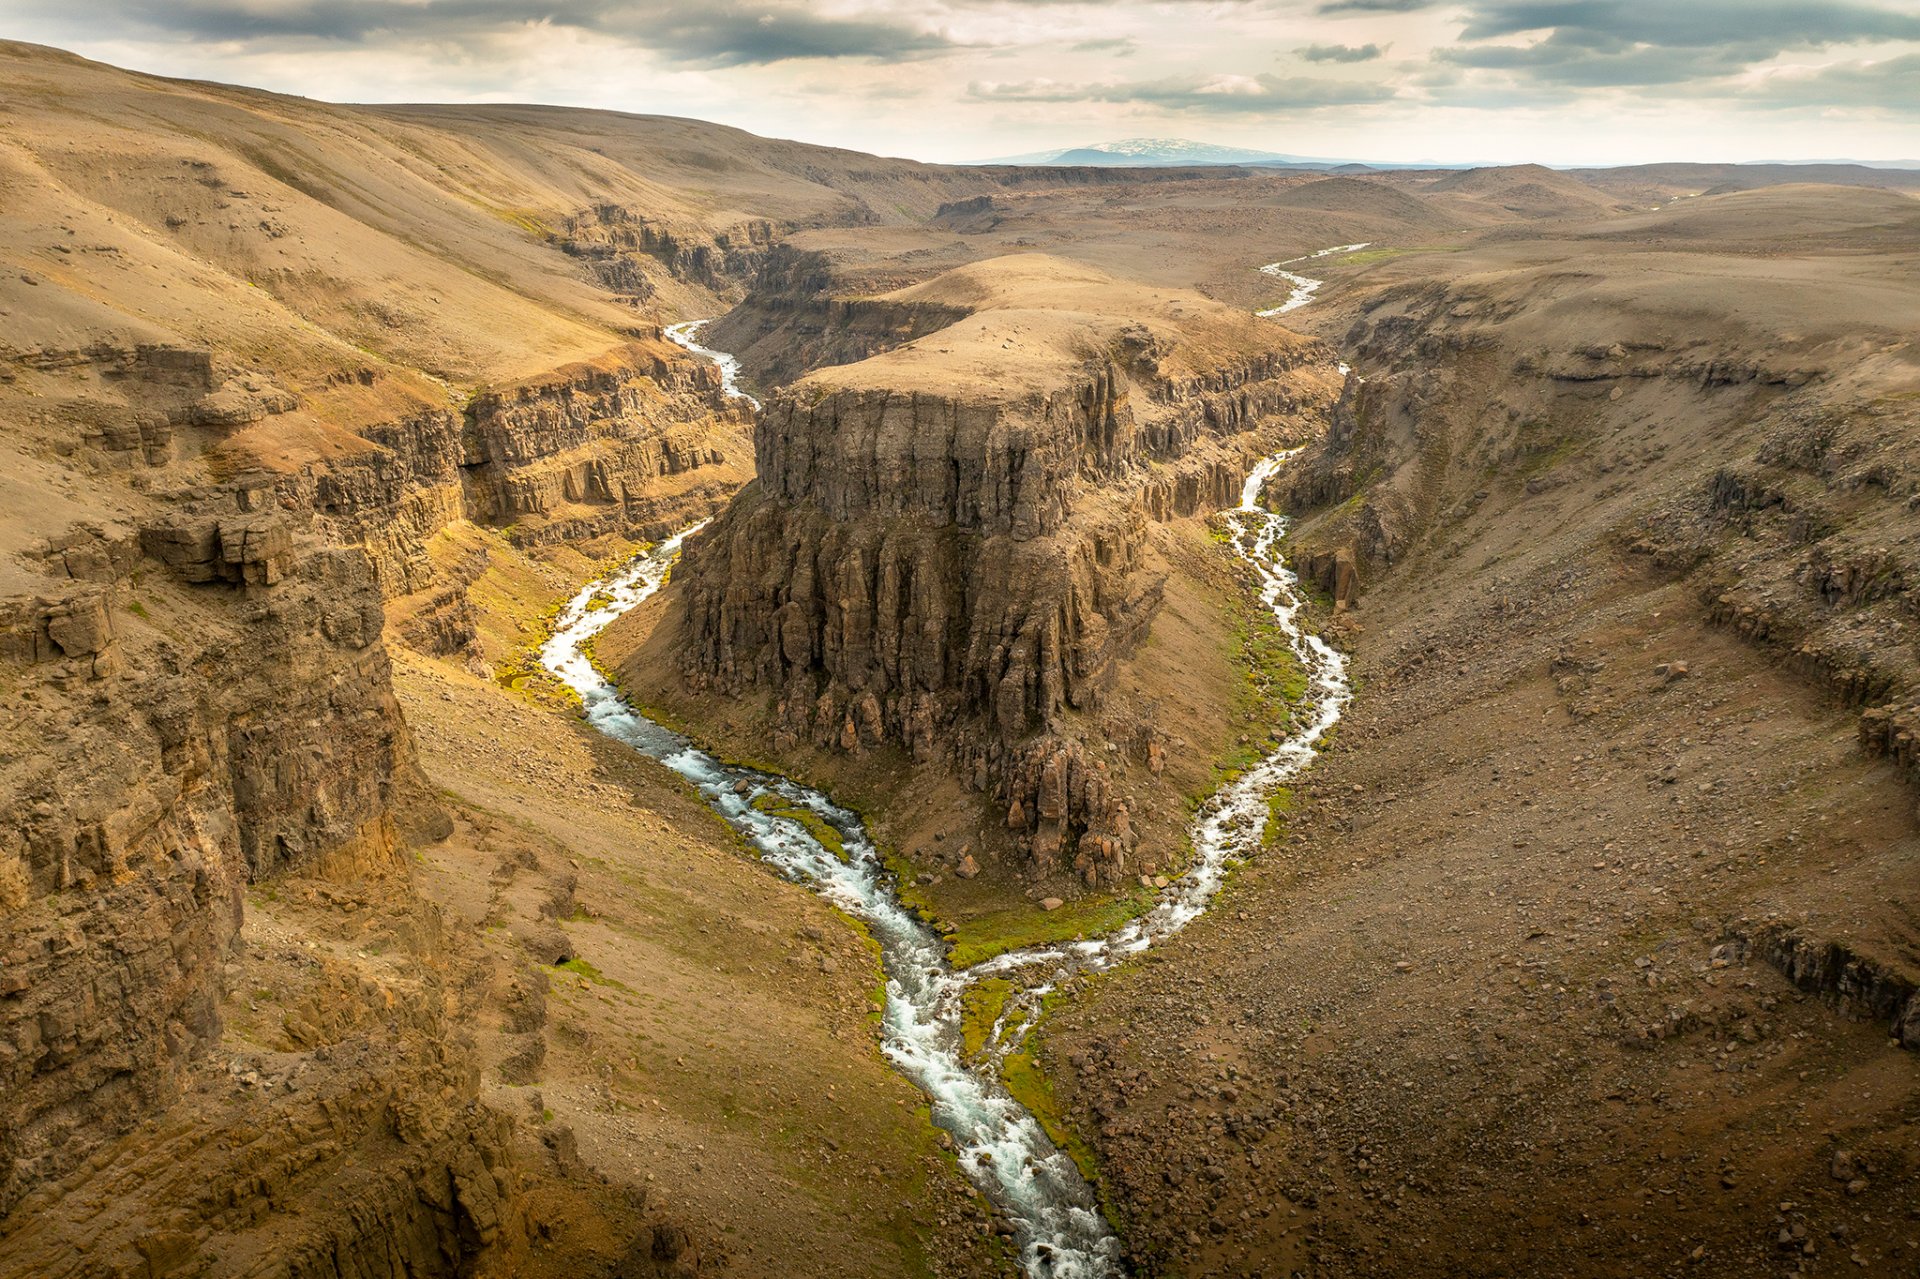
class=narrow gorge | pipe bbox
[5,37,1920,1279]
[545,395,1348,1278]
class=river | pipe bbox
[1255,242,1370,316]
[534,315,1350,1277]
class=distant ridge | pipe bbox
[982,137,1459,170]
[984,139,1920,179]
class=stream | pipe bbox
[663,319,761,410]
[535,319,1350,1277]
[1255,242,1370,316]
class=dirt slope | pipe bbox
[0,39,1057,1277]
[1039,184,1920,1277]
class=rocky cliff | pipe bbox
[0,303,755,1249]
[705,246,973,388]
[1275,204,1920,1046]
[0,481,487,1248]
[669,259,1337,884]
[0,344,747,1279]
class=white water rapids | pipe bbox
[663,319,761,409]
[536,325,1349,1276]
[1254,242,1371,317]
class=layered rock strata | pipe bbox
[0,516,416,1214]
[707,246,972,387]
[1,331,746,1266]
[676,305,1333,883]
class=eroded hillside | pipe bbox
[7,34,1920,1279]
[1038,186,1920,1277]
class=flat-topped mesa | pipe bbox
[754,347,1312,537]
[674,255,1337,883]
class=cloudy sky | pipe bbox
[8,0,1920,165]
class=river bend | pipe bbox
[534,321,1350,1277]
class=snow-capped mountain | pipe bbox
[983,137,1337,168]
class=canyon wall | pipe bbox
[1277,244,1920,1043]
[0,323,746,1271]
[706,246,974,388]
[674,321,1334,884]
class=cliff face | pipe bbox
[675,287,1334,883]
[558,204,777,300]
[0,508,416,1204]
[706,246,973,388]
[457,340,750,548]
[0,335,743,1271]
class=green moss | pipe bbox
[1320,244,1465,269]
[495,206,557,239]
[876,843,942,925]
[830,907,890,1029]
[1001,1034,1099,1183]
[751,793,849,862]
[494,597,580,708]
[1196,580,1315,800]
[550,957,634,994]
[127,599,150,620]
[1261,786,1296,848]
[960,978,1015,1059]
[947,889,1153,970]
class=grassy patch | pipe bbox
[1336,244,1461,268]
[826,906,891,1029]
[1200,579,1314,797]
[550,957,634,994]
[750,793,849,862]
[1001,1028,1100,1183]
[960,978,1015,1059]
[947,888,1154,970]
[875,843,943,926]
[1262,786,1296,848]
[492,598,578,707]
[495,206,557,239]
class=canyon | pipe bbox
[2,36,1919,1279]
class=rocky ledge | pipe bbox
[669,261,1337,883]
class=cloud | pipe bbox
[20,0,963,66]
[1434,1,1920,89]
[1457,0,1920,49]
[969,71,1395,111]
[1296,42,1386,62]
[1315,0,1439,12]
[1072,37,1138,55]
[1435,36,1753,86]
[1736,51,1920,111]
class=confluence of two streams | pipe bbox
[547,255,1357,1275]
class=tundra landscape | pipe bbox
[1,9,1918,1279]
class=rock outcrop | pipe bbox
[707,246,972,387]
[674,260,1336,882]
[0,514,417,1210]
[2,264,747,1279]
[558,204,776,297]
[457,340,749,548]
